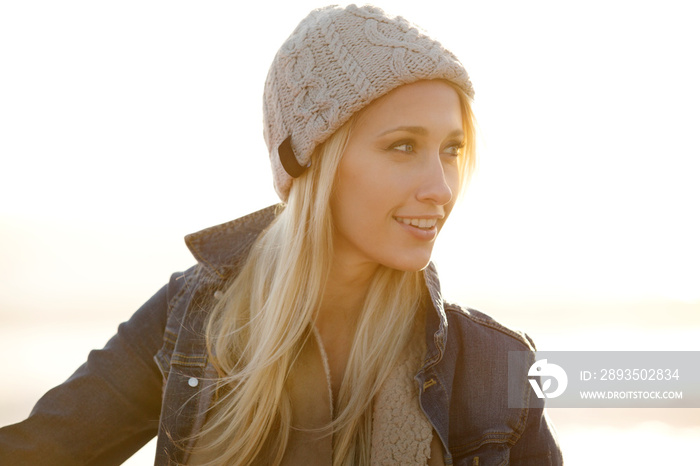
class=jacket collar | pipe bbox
[185,205,280,279]
[184,204,448,358]
[422,262,449,366]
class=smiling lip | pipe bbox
[394,215,441,241]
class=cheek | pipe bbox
[449,171,461,199]
[338,155,398,204]
[443,166,461,215]
[332,158,400,239]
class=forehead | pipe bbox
[354,80,462,130]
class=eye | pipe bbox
[443,142,465,157]
[391,142,415,152]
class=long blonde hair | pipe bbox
[192,81,476,465]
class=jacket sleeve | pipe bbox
[0,278,175,466]
[510,333,564,465]
[510,405,564,465]
[445,308,564,466]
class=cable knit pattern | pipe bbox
[263,4,474,200]
[371,325,433,465]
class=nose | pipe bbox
[416,154,453,206]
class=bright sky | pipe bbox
[1,0,699,316]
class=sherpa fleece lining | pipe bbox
[312,321,435,464]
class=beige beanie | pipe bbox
[263,4,474,200]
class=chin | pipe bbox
[383,253,433,273]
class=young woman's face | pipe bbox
[330,80,464,273]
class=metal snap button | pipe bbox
[188,377,199,387]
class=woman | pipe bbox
[0,4,562,465]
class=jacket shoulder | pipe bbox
[444,302,537,352]
[440,304,557,461]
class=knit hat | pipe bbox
[263,4,474,200]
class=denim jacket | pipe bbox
[0,205,562,465]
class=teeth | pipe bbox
[397,217,437,229]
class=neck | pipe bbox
[317,258,377,329]
[313,258,378,403]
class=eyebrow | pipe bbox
[378,126,464,139]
